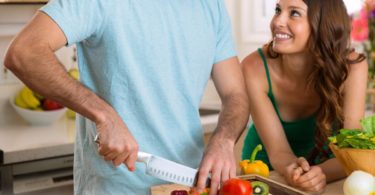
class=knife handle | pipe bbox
[137,151,152,163]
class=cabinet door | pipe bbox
[241,0,275,44]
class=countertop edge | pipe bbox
[3,143,73,165]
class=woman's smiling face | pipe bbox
[271,0,310,54]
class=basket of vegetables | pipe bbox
[328,116,375,176]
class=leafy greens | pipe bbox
[329,116,375,149]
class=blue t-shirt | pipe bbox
[41,0,236,194]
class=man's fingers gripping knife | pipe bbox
[123,150,138,172]
[94,132,136,171]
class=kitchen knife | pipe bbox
[94,134,209,187]
[137,151,210,187]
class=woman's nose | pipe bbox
[273,14,287,28]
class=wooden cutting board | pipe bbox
[151,184,190,195]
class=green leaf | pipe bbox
[328,116,375,149]
[360,115,375,137]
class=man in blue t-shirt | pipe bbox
[4,0,249,194]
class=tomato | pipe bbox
[220,178,252,195]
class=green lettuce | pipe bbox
[360,115,375,137]
[329,116,375,149]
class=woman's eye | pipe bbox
[291,10,301,17]
[275,7,281,15]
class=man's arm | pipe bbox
[211,57,250,143]
[196,57,249,195]
[4,12,139,170]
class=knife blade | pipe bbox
[137,151,204,187]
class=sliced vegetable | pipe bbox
[251,181,269,195]
[189,188,209,195]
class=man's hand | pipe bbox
[198,57,248,194]
[96,111,139,171]
[196,136,236,195]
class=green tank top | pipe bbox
[242,48,316,170]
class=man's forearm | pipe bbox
[213,92,249,143]
[4,44,111,123]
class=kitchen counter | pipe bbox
[268,171,344,195]
[0,117,75,165]
[0,116,75,194]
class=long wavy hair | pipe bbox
[267,0,366,162]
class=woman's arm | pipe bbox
[242,51,298,176]
[294,53,368,192]
[321,53,369,181]
[342,54,368,128]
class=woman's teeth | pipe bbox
[275,34,291,39]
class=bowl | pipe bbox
[10,96,67,126]
[329,143,375,176]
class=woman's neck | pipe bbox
[279,52,313,82]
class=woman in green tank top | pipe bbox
[241,0,368,193]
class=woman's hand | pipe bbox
[294,165,326,193]
[285,157,327,194]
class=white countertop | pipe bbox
[0,117,75,165]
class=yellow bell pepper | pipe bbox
[239,144,269,177]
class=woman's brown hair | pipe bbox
[267,0,366,163]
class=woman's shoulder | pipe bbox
[241,47,271,92]
[241,47,268,77]
[343,51,368,92]
[347,51,368,72]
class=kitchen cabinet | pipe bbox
[0,3,44,37]
[239,0,273,44]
